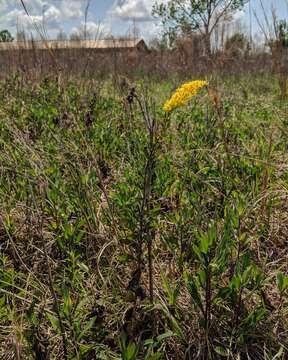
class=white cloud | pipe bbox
[60,0,83,19]
[43,5,61,25]
[0,0,90,37]
[110,0,156,21]
[0,0,161,39]
[5,4,61,31]
[5,9,43,30]
[71,21,111,39]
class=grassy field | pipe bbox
[1,74,288,359]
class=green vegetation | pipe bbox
[152,0,248,52]
[0,29,14,42]
[1,74,288,359]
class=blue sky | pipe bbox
[0,0,287,40]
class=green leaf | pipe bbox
[199,235,209,254]
[196,223,216,255]
[26,299,37,325]
[184,270,204,313]
[215,346,229,357]
[157,304,184,340]
[145,354,162,360]
[277,272,284,293]
[156,330,174,342]
[242,265,253,285]
[272,346,284,360]
[126,342,138,360]
[144,339,154,346]
[77,316,97,341]
[62,288,72,318]
[160,270,179,305]
[277,272,288,293]
[78,262,89,273]
[193,245,202,260]
[231,275,241,291]
[46,313,60,333]
[197,269,206,287]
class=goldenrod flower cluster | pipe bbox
[163,80,208,112]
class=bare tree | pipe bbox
[254,0,288,98]
[16,30,27,42]
[56,29,67,41]
[153,0,249,56]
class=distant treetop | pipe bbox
[0,30,14,43]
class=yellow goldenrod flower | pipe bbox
[163,80,208,112]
